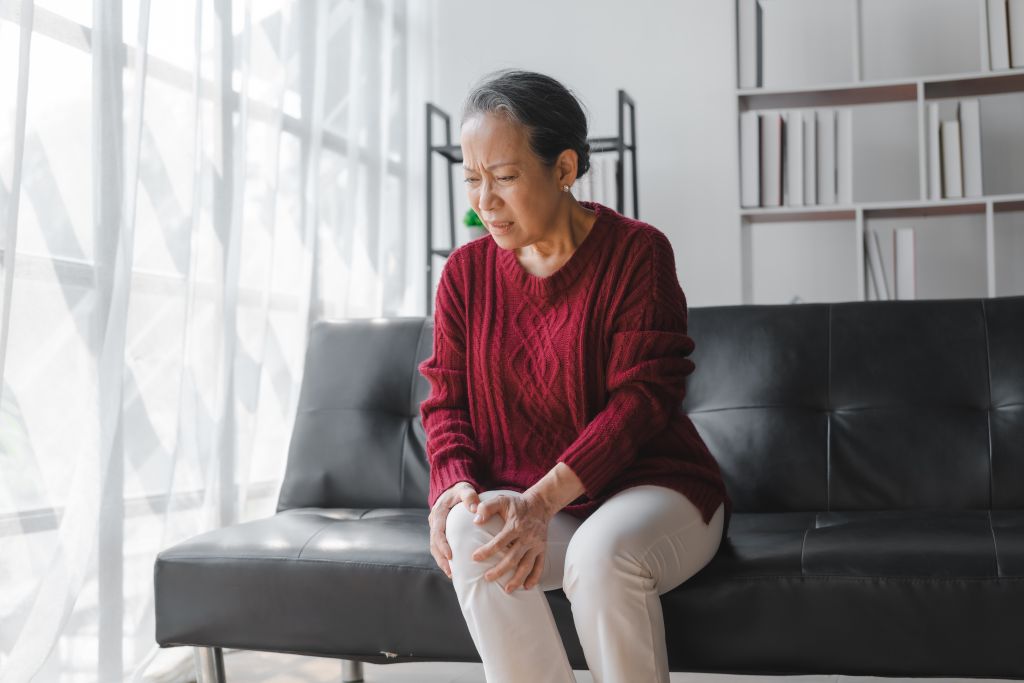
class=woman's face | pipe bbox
[460,112,573,249]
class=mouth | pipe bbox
[488,221,514,234]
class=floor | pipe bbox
[223,649,1013,683]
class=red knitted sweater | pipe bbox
[419,200,733,538]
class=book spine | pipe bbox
[959,99,984,198]
[738,0,762,88]
[941,119,964,199]
[1009,0,1024,67]
[817,109,836,205]
[893,228,916,300]
[804,113,817,205]
[741,111,761,207]
[990,0,1012,69]
[867,227,890,300]
[837,108,853,205]
[928,102,942,201]
[786,110,804,206]
[761,112,783,207]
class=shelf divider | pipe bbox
[852,0,863,83]
[986,201,996,297]
[855,207,865,301]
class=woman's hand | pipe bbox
[472,493,554,593]
[429,481,481,579]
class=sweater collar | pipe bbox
[495,200,611,298]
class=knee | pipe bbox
[444,491,510,570]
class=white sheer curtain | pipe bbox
[0,0,434,680]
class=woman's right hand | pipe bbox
[429,481,481,579]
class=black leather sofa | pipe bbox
[154,295,1024,682]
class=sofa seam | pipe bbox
[988,509,1003,579]
[156,555,1024,582]
[403,321,427,506]
[158,555,440,572]
[296,521,339,560]
[826,304,832,512]
[799,526,809,577]
[980,299,994,510]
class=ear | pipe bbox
[555,148,578,190]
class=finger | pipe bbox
[503,551,538,592]
[473,498,491,523]
[475,495,510,524]
[430,545,452,578]
[485,544,527,583]
[432,513,454,561]
[523,552,545,590]
[472,527,516,562]
[461,489,480,514]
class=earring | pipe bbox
[562,184,570,192]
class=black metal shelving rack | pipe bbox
[425,89,639,315]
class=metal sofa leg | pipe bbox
[193,647,226,683]
[342,659,364,682]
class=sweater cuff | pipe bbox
[555,390,647,499]
[428,454,480,509]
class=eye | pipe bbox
[463,178,479,184]
[497,176,516,182]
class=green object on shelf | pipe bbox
[463,208,484,227]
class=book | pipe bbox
[817,109,836,205]
[866,226,890,300]
[958,99,983,198]
[837,108,853,205]
[1010,0,1024,67]
[740,111,761,207]
[928,102,942,201]
[893,227,916,300]
[803,113,817,205]
[761,112,783,207]
[989,0,1012,69]
[941,119,963,199]
[786,110,804,206]
[738,0,764,88]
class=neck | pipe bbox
[519,198,595,263]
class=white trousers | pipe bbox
[446,484,725,683]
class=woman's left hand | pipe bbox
[472,493,554,593]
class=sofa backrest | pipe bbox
[276,296,1024,513]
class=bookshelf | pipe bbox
[735,0,1024,304]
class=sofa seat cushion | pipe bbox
[154,507,479,662]
[706,508,1024,579]
[662,509,1024,678]
[155,507,1024,676]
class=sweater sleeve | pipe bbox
[418,253,483,509]
[556,229,696,499]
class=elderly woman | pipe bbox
[418,69,732,683]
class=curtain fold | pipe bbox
[0,1,432,680]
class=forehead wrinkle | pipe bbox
[463,159,520,173]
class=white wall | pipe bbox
[428,0,1024,309]
[431,0,743,307]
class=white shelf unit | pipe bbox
[735,0,1024,304]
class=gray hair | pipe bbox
[461,69,591,180]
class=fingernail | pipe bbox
[469,503,477,512]
[473,514,482,522]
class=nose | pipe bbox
[478,178,500,212]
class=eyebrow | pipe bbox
[464,161,519,173]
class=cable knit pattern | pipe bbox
[419,200,733,538]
